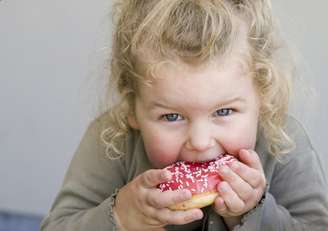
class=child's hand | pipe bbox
[113,169,203,231]
[213,149,266,227]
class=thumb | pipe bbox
[139,169,172,188]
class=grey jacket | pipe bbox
[40,114,328,230]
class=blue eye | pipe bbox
[215,108,233,116]
[161,113,182,122]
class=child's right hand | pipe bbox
[113,169,204,231]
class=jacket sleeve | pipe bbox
[40,117,127,231]
[234,119,328,231]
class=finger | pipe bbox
[217,181,245,213]
[147,189,192,208]
[213,196,228,216]
[156,208,203,225]
[229,161,266,189]
[139,169,171,188]
[218,165,253,201]
[238,149,263,171]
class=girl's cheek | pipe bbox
[144,136,181,168]
[147,152,175,168]
[146,147,178,168]
[223,131,257,157]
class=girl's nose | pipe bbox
[185,122,215,152]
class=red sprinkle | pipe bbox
[158,154,236,195]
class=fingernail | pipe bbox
[219,166,229,175]
[231,161,239,170]
[193,211,203,220]
[219,183,228,193]
[247,149,254,155]
[161,170,171,180]
[216,197,224,206]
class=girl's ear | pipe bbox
[128,115,140,129]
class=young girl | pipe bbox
[41,0,328,230]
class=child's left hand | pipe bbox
[213,149,266,227]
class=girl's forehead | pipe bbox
[138,53,251,87]
[140,56,253,97]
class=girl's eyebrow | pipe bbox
[147,101,174,111]
[218,97,246,106]
[147,97,246,111]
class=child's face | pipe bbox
[129,57,260,168]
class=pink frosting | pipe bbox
[158,154,236,195]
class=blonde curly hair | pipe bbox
[101,0,295,159]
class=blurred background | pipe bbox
[0,0,327,230]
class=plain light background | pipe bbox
[0,0,327,216]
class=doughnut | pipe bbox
[158,154,236,210]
